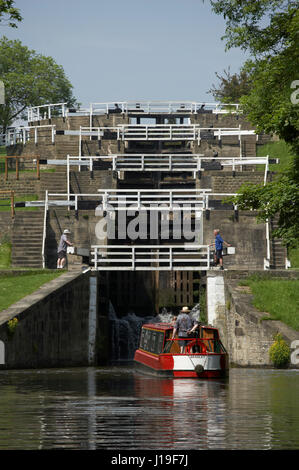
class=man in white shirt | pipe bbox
[57,229,73,269]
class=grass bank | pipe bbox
[0,194,39,212]
[0,242,11,269]
[256,140,295,173]
[0,270,65,312]
[288,248,299,269]
[239,275,299,331]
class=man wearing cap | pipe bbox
[57,229,73,269]
[171,306,198,353]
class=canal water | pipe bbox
[0,366,298,450]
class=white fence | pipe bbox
[23,190,238,213]
[3,125,56,146]
[87,101,241,115]
[27,103,67,122]
[27,101,242,122]
[62,154,270,179]
[77,125,252,144]
[90,244,211,271]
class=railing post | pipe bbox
[67,155,70,204]
[264,155,269,186]
[11,190,15,218]
[42,190,48,269]
[16,157,19,180]
[75,194,78,219]
[132,247,135,270]
[90,103,93,140]
[5,157,8,181]
[94,247,98,271]
[37,155,40,180]
[79,127,82,157]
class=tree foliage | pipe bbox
[0,0,22,28]
[0,37,77,131]
[209,0,299,152]
[209,0,299,247]
[208,67,252,103]
[233,169,299,248]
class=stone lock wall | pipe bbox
[0,271,110,369]
[207,271,299,367]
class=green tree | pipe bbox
[0,37,77,132]
[208,0,299,247]
[208,67,252,103]
[208,0,299,153]
[0,0,22,28]
[232,171,299,248]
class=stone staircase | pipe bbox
[11,210,45,268]
[269,217,287,269]
[241,135,257,158]
[39,171,68,197]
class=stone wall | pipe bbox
[0,270,109,369]
[202,210,266,270]
[207,271,299,367]
[0,213,13,242]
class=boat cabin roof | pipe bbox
[141,323,219,333]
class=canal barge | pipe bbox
[134,323,229,378]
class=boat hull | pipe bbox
[134,349,229,379]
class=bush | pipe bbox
[269,333,290,368]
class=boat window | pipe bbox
[140,329,165,354]
[156,332,164,354]
[149,331,159,353]
[139,328,146,348]
[141,328,152,351]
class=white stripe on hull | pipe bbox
[173,355,221,371]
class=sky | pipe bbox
[2,0,249,107]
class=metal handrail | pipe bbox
[4,125,56,145]
[41,190,48,269]
[27,103,67,122]
[90,244,211,271]
[27,101,242,122]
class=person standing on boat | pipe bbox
[209,229,231,270]
[171,306,198,353]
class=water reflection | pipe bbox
[0,367,298,449]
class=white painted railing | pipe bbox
[96,189,211,211]
[27,103,67,122]
[77,125,247,143]
[90,244,211,271]
[41,190,49,269]
[24,190,239,213]
[4,125,56,145]
[87,101,241,115]
[27,101,242,122]
[42,154,272,180]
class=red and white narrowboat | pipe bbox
[134,322,229,378]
